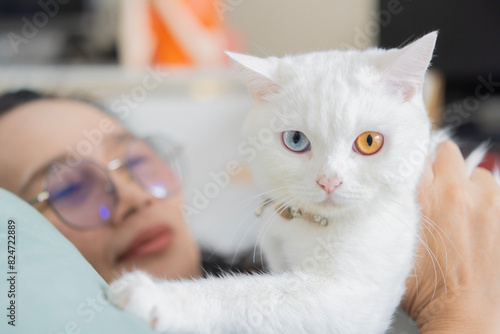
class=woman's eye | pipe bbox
[127,156,148,168]
[51,183,85,202]
[282,131,311,153]
[353,131,384,155]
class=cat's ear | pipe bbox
[380,31,438,101]
[225,51,281,101]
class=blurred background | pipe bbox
[0,0,499,144]
[0,1,499,332]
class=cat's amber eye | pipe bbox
[353,131,384,155]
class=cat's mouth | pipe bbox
[318,199,344,209]
[295,197,344,213]
[290,199,353,222]
[311,195,357,212]
[312,192,346,207]
[321,196,338,205]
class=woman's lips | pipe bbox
[118,224,173,262]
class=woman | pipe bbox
[0,90,498,332]
[0,90,203,283]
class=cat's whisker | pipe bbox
[417,221,446,299]
[227,187,290,238]
[419,213,463,263]
[410,215,446,301]
[228,189,290,264]
[257,198,302,266]
[249,194,294,263]
[241,185,291,204]
[418,212,467,299]
[418,217,441,261]
[417,234,441,301]
[255,196,294,247]
[203,187,290,264]
[223,187,291,220]
[252,201,281,263]
[410,222,445,301]
[418,215,449,274]
[375,198,446,302]
[252,197,299,264]
[411,258,420,301]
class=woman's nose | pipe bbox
[109,168,153,226]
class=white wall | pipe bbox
[226,0,377,56]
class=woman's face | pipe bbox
[0,99,201,283]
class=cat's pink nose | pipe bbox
[317,176,342,194]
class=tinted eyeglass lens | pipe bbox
[46,161,116,228]
[127,139,182,199]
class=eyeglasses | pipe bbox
[28,137,184,230]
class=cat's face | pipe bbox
[229,32,436,218]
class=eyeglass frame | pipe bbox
[27,135,185,230]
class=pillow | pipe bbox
[0,188,156,334]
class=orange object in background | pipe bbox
[149,0,224,66]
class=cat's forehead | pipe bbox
[279,50,381,83]
[271,50,387,138]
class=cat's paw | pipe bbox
[108,271,162,329]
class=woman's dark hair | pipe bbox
[0,89,110,119]
[0,89,48,116]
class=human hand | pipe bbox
[402,141,500,333]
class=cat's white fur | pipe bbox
[108,32,493,333]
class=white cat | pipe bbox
[108,32,487,333]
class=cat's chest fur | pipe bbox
[260,192,419,287]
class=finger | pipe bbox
[470,167,500,193]
[433,141,468,181]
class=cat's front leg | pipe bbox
[110,270,243,333]
[109,270,285,333]
[108,271,166,329]
[108,270,396,334]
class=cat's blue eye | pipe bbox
[282,131,311,153]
